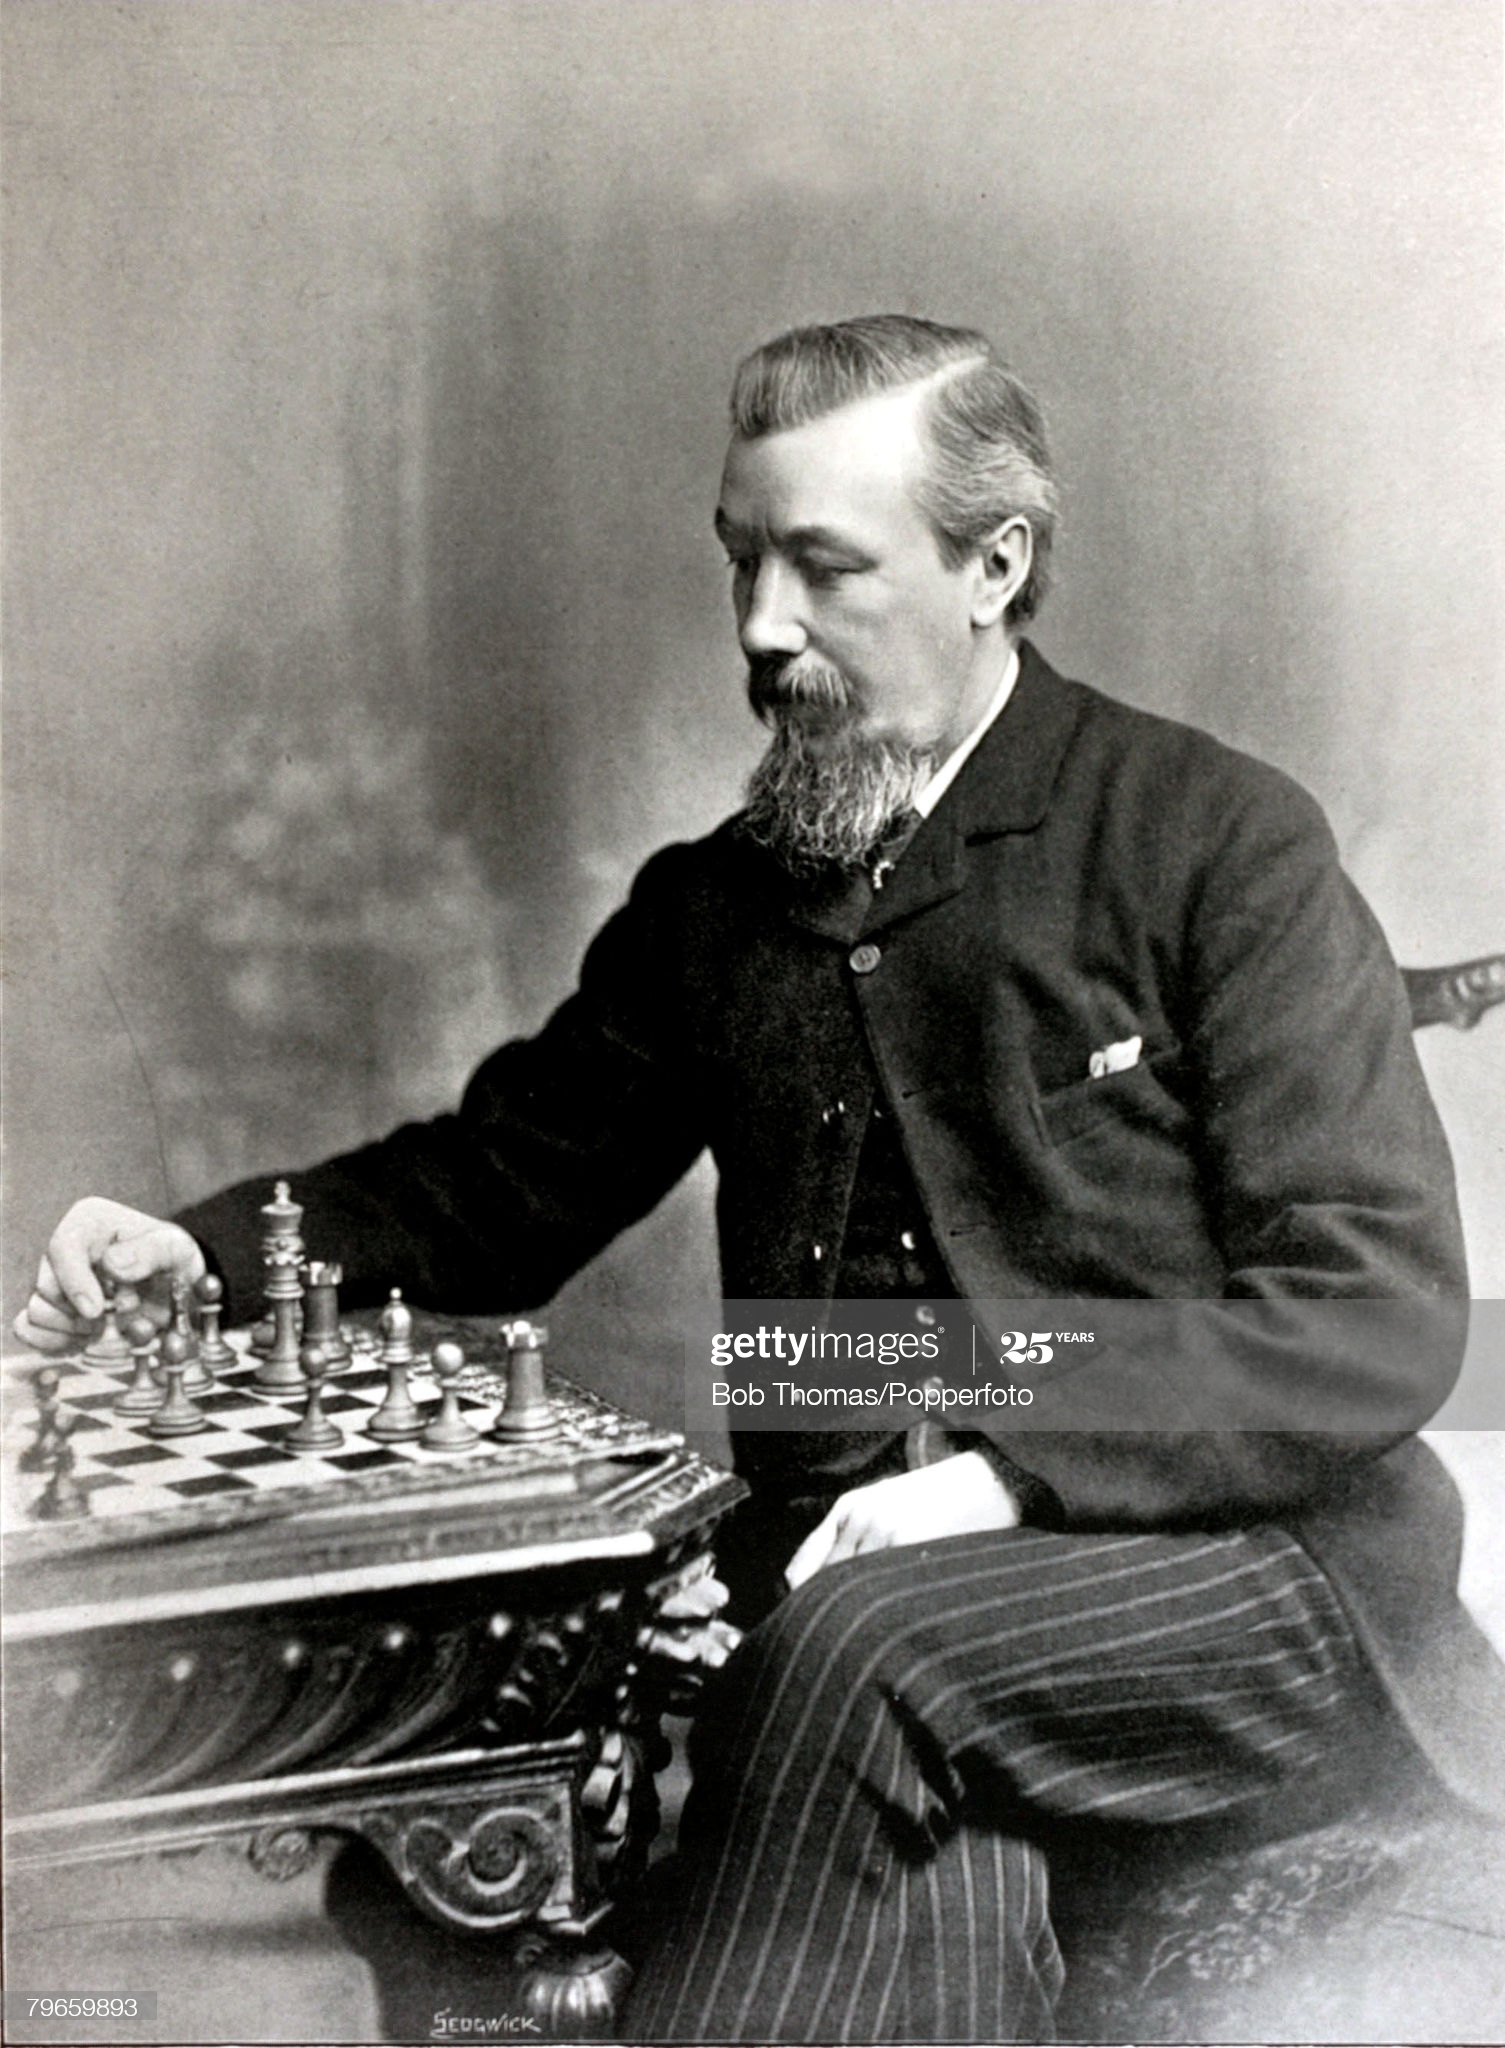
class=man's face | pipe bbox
[715,383,992,757]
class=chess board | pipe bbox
[2,1313,746,1942]
[1,1327,683,1566]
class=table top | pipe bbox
[2,1316,743,1637]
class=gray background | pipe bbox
[5,0,1502,1433]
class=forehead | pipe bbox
[717,382,937,544]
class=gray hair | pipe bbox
[729,315,1059,622]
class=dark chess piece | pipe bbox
[302,1261,350,1371]
[286,1340,343,1452]
[19,1367,62,1472]
[115,1313,166,1418]
[34,1417,90,1522]
[253,1182,307,1392]
[368,1293,423,1442]
[495,1320,561,1441]
[170,1278,214,1395]
[82,1279,134,1365]
[193,1273,236,1369]
[147,1327,208,1438]
[421,1340,480,1452]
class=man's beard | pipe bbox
[741,655,937,876]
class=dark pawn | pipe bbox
[170,1278,214,1395]
[115,1313,166,1418]
[194,1273,236,1369]
[148,1328,208,1438]
[286,1340,343,1453]
[19,1367,62,1472]
[421,1341,480,1452]
[35,1418,89,1521]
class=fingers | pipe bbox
[42,1198,203,1321]
[787,1459,1024,1588]
[46,1208,114,1321]
[100,1222,204,1293]
[12,1307,79,1354]
[14,1255,97,1353]
[785,1503,847,1589]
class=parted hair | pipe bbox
[729,315,1059,622]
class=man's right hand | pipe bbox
[13,1198,207,1353]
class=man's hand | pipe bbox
[13,1198,206,1353]
[784,1451,1020,1590]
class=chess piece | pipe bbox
[193,1273,236,1369]
[302,1262,350,1371]
[170,1278,214,1396]
[83,1278,134,1365]
[286,1340,343,1452]
[19,1367,63,1472]
[378,1288,414,1364]
[253,1182,307,1393]
[34,1418,89,1521]
[115,1313,166,1418]
[148,1327,208,1437]
[368,1294,423,1442]
[421,1340,480,1452]
[495,1320,561,1441]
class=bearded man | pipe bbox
[20,317,1498,2042]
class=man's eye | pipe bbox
[802,562,856,589]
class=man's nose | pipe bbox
[737,558,806,658]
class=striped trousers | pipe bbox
[623,1524,1379,2043]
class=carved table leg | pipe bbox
[509,1930,634,2035]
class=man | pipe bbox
[18,317,1499,2042]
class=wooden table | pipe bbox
[2,1315,744,2023]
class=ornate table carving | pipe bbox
[3,1312,744,1967]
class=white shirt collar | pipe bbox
[912,644,1020,819]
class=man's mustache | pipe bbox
[746,655,859,726]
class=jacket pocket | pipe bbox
[1034,1047,1181,1147]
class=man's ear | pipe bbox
[970,517,1032,629]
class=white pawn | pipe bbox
[368,1293,422,1442]
[83,1279,134,1365]
[379,1288,414,1364]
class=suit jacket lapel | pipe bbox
[860,641,1085,937]
[769,641,1086,942]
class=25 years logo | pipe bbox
[999,1331,1055,1365]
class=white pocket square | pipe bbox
[1088,1034,1142,1079]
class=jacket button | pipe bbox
[821,1101,845,1126]
[915,1304,937,1326]
[849,943,882,975]
[899,1230,917,1252]
[812,1243,824,1262]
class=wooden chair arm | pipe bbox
[1402,956,1505,1031]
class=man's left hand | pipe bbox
[784,1450,1020,1589]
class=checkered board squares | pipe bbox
[1,1348,509,1531]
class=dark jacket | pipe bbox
[180,644,1502,1811]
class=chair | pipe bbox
[1052,953,1505,2041]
